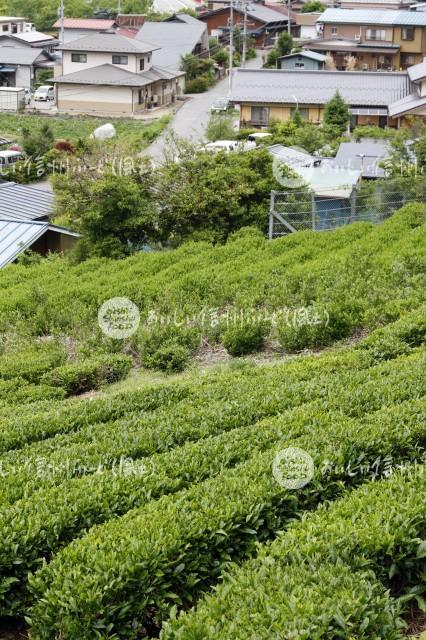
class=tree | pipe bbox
[52,162,158,259]
[323,91,350,134]
[276,32,293,57]
[206,115,236,142]
[180,53,215,81]
[22,122,54,157]
[301,0,325,11]
[291,109,304,127]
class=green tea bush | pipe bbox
[277,303,354,352]
[40,354,132,395]
[0,344,66,383]
[138,325,200,372]
[163,465,426,639]
[222,321,269,356]
[145,343,190,372]
[27,396,426,638]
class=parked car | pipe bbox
[202,140,256,153]
[0,150,24,172]
[210,97,230,113]
[34,85,55,102]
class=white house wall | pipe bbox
[62,51,152,75]
[57,83,134,114]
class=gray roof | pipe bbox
[230,68,412,106]
[54,63,182,86]
[268,144,317,167]
[388,91,426,116]
[318,7,426,26]
[137,21,206,70]
[332,140,390,177]
[0,219,78,268]
[61,32,158,54]
[0,46,47,65]
[0,182,54,221]
[278,50,326,62]
[408,59,426,81]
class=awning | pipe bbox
[350,107,387,116]
[0,66,16,73]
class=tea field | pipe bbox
[0,204,425,638]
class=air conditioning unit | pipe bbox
[362,63,369,70]
[355,33,361,41]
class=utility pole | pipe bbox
[118,0,122,14]
[288,0,291,34]
[59,0,65,46]
[228,0,234,91]
[242,1,248,67]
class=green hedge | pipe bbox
[1,349,422,508]
[26,393,426,639]
[0,344,66,384]
[40,354,133,396]
[162,465,426,639]
[0,378,65,406]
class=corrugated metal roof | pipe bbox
[230,68,412,106]
[13,31,55,43]
[0,218,48,267]
[61,32,158,54]
[408,59,426,81]
[268,144,317,167]
[318,7,426,26]
[0,219,79,268]
[200,4,287,24]
[278,50,326,62]
[0,182,54,221]
[54,63,182,86]
[137,21,206,70]
[388,91,426,116]
[53,18,116,30]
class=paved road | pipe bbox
[144,54,263,163]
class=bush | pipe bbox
[222,322,269,356]
[41,354,132,395]
[277,304,353,352]
[144,343,190,373]
[0,344,66,384]
[185,76,211,93]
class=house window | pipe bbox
[251,106,269,125]
[291,107,309,120]
[401,27,415,40]
[2,25,8,32]
[331,26,337,35]
[140,58,145,71]
[295,62,305,68]
[401,52,416,68]
[365,28,386,41]
[138,89,144,104]
[71,53,87,63]
[112,55,128,65]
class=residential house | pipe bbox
[0,45,52,89]
[198,4,291,46]
[312,8,426,70]
[278,50,326,69]
[0,182,78,267]
[295,12,322,41]
[52,18,117,43]
[10,31,59,55]
[54,32,185,115]
[0,16,32,35]
[137,13,209,73]
[229,65,425,128]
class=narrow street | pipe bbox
[143,54,263,163]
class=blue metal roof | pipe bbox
[0,219,79,268]
[318,8,426,26]
[0,182,54,221]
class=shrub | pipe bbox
[145,343,190,372]
[40,354,132,395]
[138,325,200,372]
[0,344,66,384]
[277,303,353,352]
[185,76,210,93]
[222,322,269,356]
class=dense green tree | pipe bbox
[276,32,294,57]
[301,0,325,12]
[323,91,350,134]
[206,115,236,142]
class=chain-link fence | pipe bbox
[269,177,426,238]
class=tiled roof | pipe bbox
[407,59,426,82]
[229,68,412,106]
[0,46,48,65]
[318,7,426,26]
[278,50,326,62]
[54,63,183,86]
[53,18,116,30]
[137,21,206,70]
[388,91,426,116]
[61,32,157,53]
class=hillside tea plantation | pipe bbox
[0,203,424,638]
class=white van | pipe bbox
[202,140,256,153]
[0,150,24,169]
